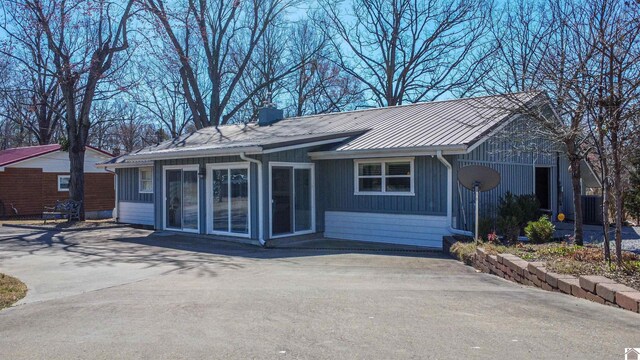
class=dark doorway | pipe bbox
[272,167,293,235]
[535,167,551,210]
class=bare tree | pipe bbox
[89,101,160,153]
[142,0,317,127]
[286,20,364,117]
[0,16,65,145]
[485,0,553,93]
[586,0,640,264]
[484,0,599,246]
[318,0,494,107]
[128,45,191,138]
[6,0,135,220]
[236,17,290,122]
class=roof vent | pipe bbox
[257,92,283,126]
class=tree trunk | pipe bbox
[568,154,584,246]
[601,178,611,263]
[612,135,623,265]
[68,141,86,221]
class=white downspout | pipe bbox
[113,169,119,221]
[436,150,473,237]
[240,153,265,246]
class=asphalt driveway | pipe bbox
[0,226,638,359]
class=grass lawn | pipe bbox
[451,241,640,291]
[0,273,27,310]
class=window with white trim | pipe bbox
[139,167,154,193]
[354,158,414,195]
[58,175,70,192]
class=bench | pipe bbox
[43,199,82,223]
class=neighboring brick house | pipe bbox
[0,144,115,219]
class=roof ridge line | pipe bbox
[210,91,539,128]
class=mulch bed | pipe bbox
[491,243,640,292]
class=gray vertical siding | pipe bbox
[147,148,317,240]
[116,112,577,242]
[558,155,576,219]
[152,156,259,238]
[452,116,568,231]
[116,167,154,203]
[258,149,448,238]
[318,156,448,217]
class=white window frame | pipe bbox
[354,157,415,196]
[205,162,251,238]
[162,165,200,234]
[138,167,154,194]
[57,175,70,192]
[268,162,316,239]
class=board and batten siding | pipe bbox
[116,168,153,203]
[153,156,259,238]
[318,155,448,217]
[558,155,576,219]
[318,155,448,247]
[325,211,447,248]
[116,168,154,225]
[452,116,565,231]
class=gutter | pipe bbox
[309,145,467,160]
[436,150,473,237]
[125,146,264,162]
[96,161,154,169]
[239,153,265,246]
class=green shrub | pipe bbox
[516,194,541,224]
[497,192,541,243]
[525,215,556,243]
[497,215,520,244]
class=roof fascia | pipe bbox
[96,161,154,169]
[122,146,264,162]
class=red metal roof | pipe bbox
[0,144,113,167]
[0,144,61,167]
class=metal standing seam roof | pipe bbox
[102,92,541,165]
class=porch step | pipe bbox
[269,237,442,253]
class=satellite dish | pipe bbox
[457,165,501,242]
[458,165,500,192]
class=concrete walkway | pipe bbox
[0,226,638,359]
[555,222,640,253]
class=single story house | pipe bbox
[0,144,115,219]
[99,92,597,248]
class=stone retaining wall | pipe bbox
[470,245,640,313]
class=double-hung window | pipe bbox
[139,167,154,193]
[354,158,414,195]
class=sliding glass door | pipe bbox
[164,167,199,232]
[208,164,250,237]
[270,163,314,237]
